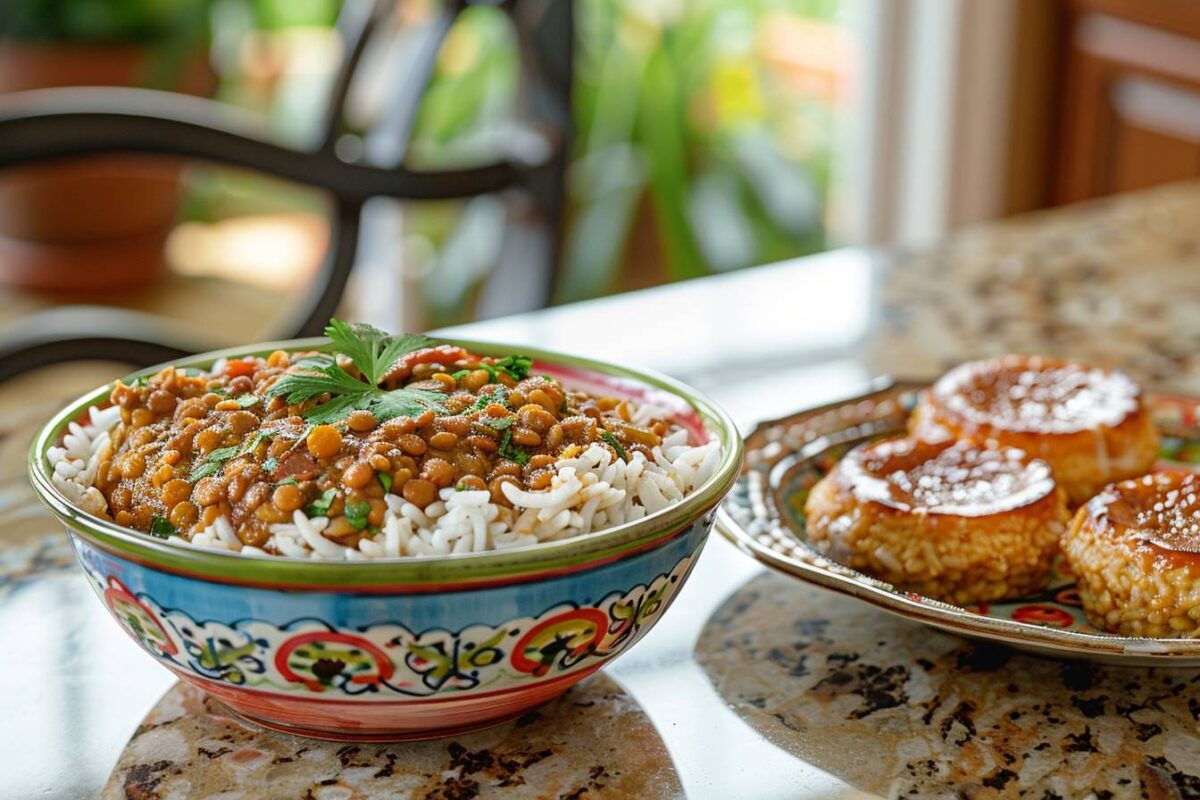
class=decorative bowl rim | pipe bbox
[716,377,1200,662]
[29,335,742,588]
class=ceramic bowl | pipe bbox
[29,337,742,741]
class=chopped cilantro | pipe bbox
[306,487,337,517]
[496,355,532,381]
[345,501,371,531]
[483,416,515,431]
[234,394,259,408]
[378,472,393,494]
[601,431,628,461]
[451,369,470,380]
[149,515,177,539]
[498,429,529,466]
[190,445,239,480]
[277,476,298,486]
[263,456,279,474]
[473,389,507,411]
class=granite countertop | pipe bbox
[3,181,1200,799]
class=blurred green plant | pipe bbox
[0,0,210,43]
[0,0,214,90]
[559,0,839,302]
[405,0,843,308]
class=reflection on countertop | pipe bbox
[103,675,682,799]
[697,572,1200,798]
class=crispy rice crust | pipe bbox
[804,444,1071,606]
[1063,473,1200,638]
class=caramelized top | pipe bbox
[930,355,1140,435]
[1086,471,1200,559]
[836,437,1056,517]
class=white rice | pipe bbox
[48,404,721,560]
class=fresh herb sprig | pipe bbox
[498,429,529,466]
[306,487,337,517]
[267,321,448,425]
[452,354,533,384]
[190,429,273,480]
[345,501,371,531]
[600,431,628,461]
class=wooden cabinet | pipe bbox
[1055,0,1200,203]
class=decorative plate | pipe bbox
[716,378,1200,666]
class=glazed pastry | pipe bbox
[1064,470,1200,637]
[909,355,1159,505]
[804,437,1070,605]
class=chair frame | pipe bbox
[0,0,572,380]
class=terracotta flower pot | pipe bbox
[0,42,214,291]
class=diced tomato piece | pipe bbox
[225,359,258,378]
[274,450,319,481]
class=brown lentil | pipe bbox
[402,478,437,507]
[90,344,684,547]
[347,410,377,432]
[272,483,305,513]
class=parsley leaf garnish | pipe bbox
[464,355,532,385]
[149,515,177,538]
[378,472,393,494]
[292,354,335,369]
[473,389,507,411]
[483,416,515,431]
[190,445,238,480]
[496,355,532,381]
[234,393,259,408]
[601,431,628,461]
[267,320,447,425]
[498,429,529,466]
[190,430,272,480]
[345,501,371,531]
[326,319,430,385]
[306,488,337,517]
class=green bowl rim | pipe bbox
[28,336,743,586]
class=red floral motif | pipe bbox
[1012,604,1075,628]
[275,631,395,692]
[510,609,609,677]
[1054,588,1083,607]
[103,577,178,656]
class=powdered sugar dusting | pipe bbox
[838,438,1056,517]
[933,356,1140,434]
[1100,471,1200,554]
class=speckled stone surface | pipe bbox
[867,183,1200,393]
[103,675,682,800]
[697,572,1200,799]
